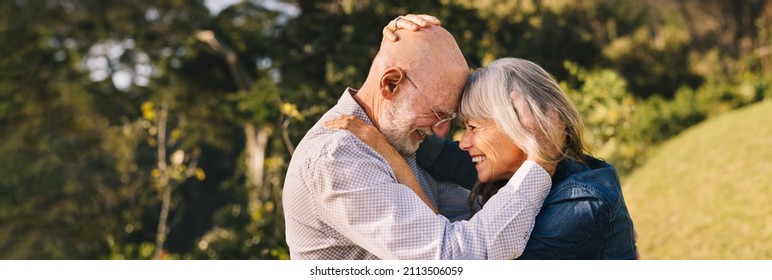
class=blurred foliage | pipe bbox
[0,0,770,259]
[561,61,639,172]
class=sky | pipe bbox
[101,0,299,91]
[204,0,299,16]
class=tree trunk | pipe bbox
[154,97,171,260]
[197,30,275,217]
[244,123,272,215]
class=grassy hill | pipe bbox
[623,100,772,259]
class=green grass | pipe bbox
[623,100,772,259]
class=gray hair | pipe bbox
[459,57,587,167]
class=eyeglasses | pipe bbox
[403,73,457,128]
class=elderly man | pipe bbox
[282,20,551,260]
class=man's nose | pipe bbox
[431,122,451,138]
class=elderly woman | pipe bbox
[327,19,637,258]
[428,57,637,259]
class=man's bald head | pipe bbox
[355,25,469,152]
[374,26,467,72]
[366,25,469,100]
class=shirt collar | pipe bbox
[338,87,375,126]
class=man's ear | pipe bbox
[379,67,406,100]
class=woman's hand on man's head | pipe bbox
[382,14,441,42]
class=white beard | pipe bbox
[379,98,423,156]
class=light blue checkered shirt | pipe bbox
[283,89,551,259]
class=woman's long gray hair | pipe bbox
[460,57,588,212]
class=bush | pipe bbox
[562,62,708,174]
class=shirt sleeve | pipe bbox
[312,134,551,259]
[436,181,472,222]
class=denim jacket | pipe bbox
[416,136,638,259]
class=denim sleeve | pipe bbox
[416,135,478,189]
[516,188,610,260]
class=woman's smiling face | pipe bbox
[459,118,527,183]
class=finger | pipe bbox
[383,17,401,41]
[325,116,347,129]
[324,120,337,129]
[407,14,440,27]
[402,14,429,28]
[383,26,399,42]
[324,119,339,129]
[416,14,441,25]
[396,17,419,31]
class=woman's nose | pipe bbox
[458,131,471,151]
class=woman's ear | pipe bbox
[379,67,406,100]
